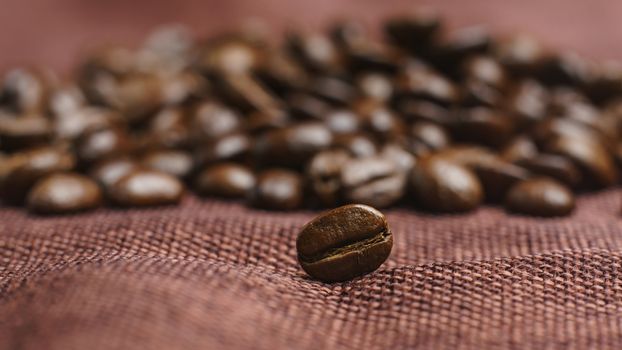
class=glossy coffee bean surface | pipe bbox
[505,178,575,217]
[27,173,102,214]
[109,169,184,207]
[194,163,255,198]
[297,204,393,282]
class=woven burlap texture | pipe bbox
[1,191,622,349]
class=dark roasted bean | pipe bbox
[340,156,406,208]
[505,177,575,217]
[0,115,52,151]
[141,149,194,179]
[517,154,582,188]
[411,155,483,212]
[297,204,393,282]
[194,163,255,199]
[109,169,184,207]
[250,169,304,210]
[89,157,140,189]
[27,173,102,214]
[307,149,350,206]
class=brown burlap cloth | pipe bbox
[1,190,622,349]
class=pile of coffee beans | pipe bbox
[2,11,622,216]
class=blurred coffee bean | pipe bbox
[462,56,506,88]
[0,114,52,151]
[410,121,450,151]
[505,79,549,127]
[287,93,332,121]
[0,68,50,114]
[141,149,193,179]
[244,109,289,134]
[537,53,592,87]
[194,132,252,167]
[451,107,515,147]
[324,109,362,134]
[54,107,120,142]
[547,136,617,187]
[194,163,255,199]
[191,101,241,141]
[355,100,405,141]
[27,173,102,214]
[495,34,545,76]
[109,169,184,207]
[199,37,264,75]
[346,43,402,75]
[380,143,417,175]
[308,76,357,106]
[356,73,393,103]
[505,177,575,217]
[254,50,310,95]
[341,156,406,208]
[397,100,452,125]
[74,126,131,166]
[434,26,491,76]
[588,61,622,104]
[500,136,538,163]
[286,33,343,74]
[330,20,367,51]
[147,107,191,149]
[307,149,350,206]
[396,62,459,106]
[384,10,441,52]
[436,145,498,169]
[411,155,483,212]
[254,122,332,168]
[517,153,582,188]
[250,169,303,210]
[470,158,531,202]
[211,73,281,113]
[332,133,377,157]
[89,157,140,190]
[461,79,503,107]
[0,147,75,204]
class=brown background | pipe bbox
[0,0,621,73]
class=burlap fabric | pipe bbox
[1,190,622,349]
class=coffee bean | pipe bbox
[308,76,356,106]
[0,115,52,151]
[452,107,515,148]
[141,149,194,179]
[324,109,361,134]
[1,147,75,204]
[411,155,483,212]
[410,121,450,151]
[500,136,538,163]
[191,101,241,141]
[495,34,545,76]
[397,100,452,125]
[296,204,393,282]
[396,62,459,106]
[89,157,140,189]
[199,37,264,75]
[194,163,255,199]
[109,169,184,207]
[380,143,417,175]
[27,173,102,214]
[470,158,530,202]
[355,100,405,142]
[0,68,49,114]
[505,79,549,127]
[75,126,130,166]
[286,33,343,74]
[307,149,350,207]
[287,93,332,121]
[341,156,406,208]
[462,55,506,88]
[537,53,591,87]
[254,122,333,168]
[250,169,304,210]
[194,132,252,167]
[332,133,377,157]
[384,11,440,52]
[547,136,617,187]
[505,177,575,217]
[517,154,582,188]
[356,73,393,102]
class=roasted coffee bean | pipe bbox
[517,154,582,188]
[340,156,406,208]
[194,163,255,199]
[462,56,506,88]
[0,115,52,151]
[0,68,49,114]
[211,74,281,113]
[191,101,241,141]
[547,136,617,187]
[194,132,252,166]
[505,177,575,217]
[1,147,75,204]
[470,158,530,202]
[250,169,303,210]
[436,145,498,168]
[435,26,492,74]
[199,37,263,75]
[355,100,405,142]
[356,73,393,103]
[296,204,393,282]
[500,136,538,163]
[380,143,417,175]
[332,133,377,157]
[397,100,452,125]
[286,33,343,74]
[146,107,191,149]
[89,157,140,189]
[396,63,459,106]
[495,34,545,76]
[384,10,440,52]
[255,50,310,95]
[308,76,356,106]
[254,122,333,168]
[109,169,184,207]
[537,53,591,87]
[461,78,503,107]
[244,109,289,134]
[75,126,130,165]
[307,149,350,206]
[27,173,102,214]
[505,79,549,128]
[141,149,194,179]
[324,109,362,134]
[410,121,450,151]
[451,107,515,147]
[411,155,483,212]
[287,93,332,120]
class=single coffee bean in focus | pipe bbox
[297,204,393,282]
